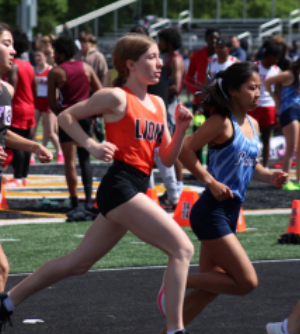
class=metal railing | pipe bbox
[288,9,300,45]
[55,0,137,38]
[178,10,191,30]
[257,18,282,42]
[149,19,172,38]
[237,31,252,50]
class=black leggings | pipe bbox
[77,146,92,205]
[9,126,31,179]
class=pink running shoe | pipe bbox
[22,179,28,186]
[57,152,64,164]
[29,156,35,164]
[4,179,23,188]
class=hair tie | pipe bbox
[217,78,228,99]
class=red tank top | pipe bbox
[58,60,90,112]
[11,59,35,129]
[35,64,51,97]
[105,87,165,175]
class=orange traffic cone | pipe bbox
[173,190,199,227]
[236,207,246,232]
[146,188,159,205]
[0,180,8,209]
[287,200,300,234]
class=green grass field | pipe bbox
[1,214,299,273]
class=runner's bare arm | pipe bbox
[58,88,126,160]
[83,62,102,93]
[179,114,234,201]
[168,57,184,97]
[159,100,193,167]
[264,71,294,110]
[32,73,37,98]
[5,130,52,162]
[47,68,59,114]
[179,114,226,183]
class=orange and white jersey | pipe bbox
[255,60,280,107]
[35,64,52,97]
[210,56,237,77]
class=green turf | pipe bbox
[1,214,297,273]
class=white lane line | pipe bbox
[0,218,66,226]
[244,209,291,215]
[0,209,292,226]
[8,258,300,277]
[0,239,20,241]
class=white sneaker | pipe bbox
[157,272,166,318]
[266,322,284,334]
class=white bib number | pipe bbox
[0,106,12,126]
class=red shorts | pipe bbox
[248,106,276,126]
[35,97,50,112]
[11,118,35,129]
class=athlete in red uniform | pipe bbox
[0,34,194,334]
[5,28,37,187]
[32,48,63,163]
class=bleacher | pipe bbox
[54,1,300,62]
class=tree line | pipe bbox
[0,0,299,36]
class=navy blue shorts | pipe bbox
[279,104,300,128]
[190,189,242,240]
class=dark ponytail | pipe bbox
[112,74,126,87]
[201,62,259,117]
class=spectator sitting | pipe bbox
[230,35,247,61]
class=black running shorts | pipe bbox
[97,160,150,217]
[59,118,92,143]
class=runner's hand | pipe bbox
[207,179,234,202]
[35,144,53,163]
[0,147,7,167]
[90,142,118,162]
[271,171,289,188]
[175,103,193,132]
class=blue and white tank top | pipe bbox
[208,115,260,201]
[279,83,300,115]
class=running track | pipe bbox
[4,260,300,334]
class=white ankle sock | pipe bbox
[282,319,289,334]
[167,329,183,334]
[3,293,15,311]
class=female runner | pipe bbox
[0,34,194,334]
[157,62,288,332]
[0,22,52,291]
